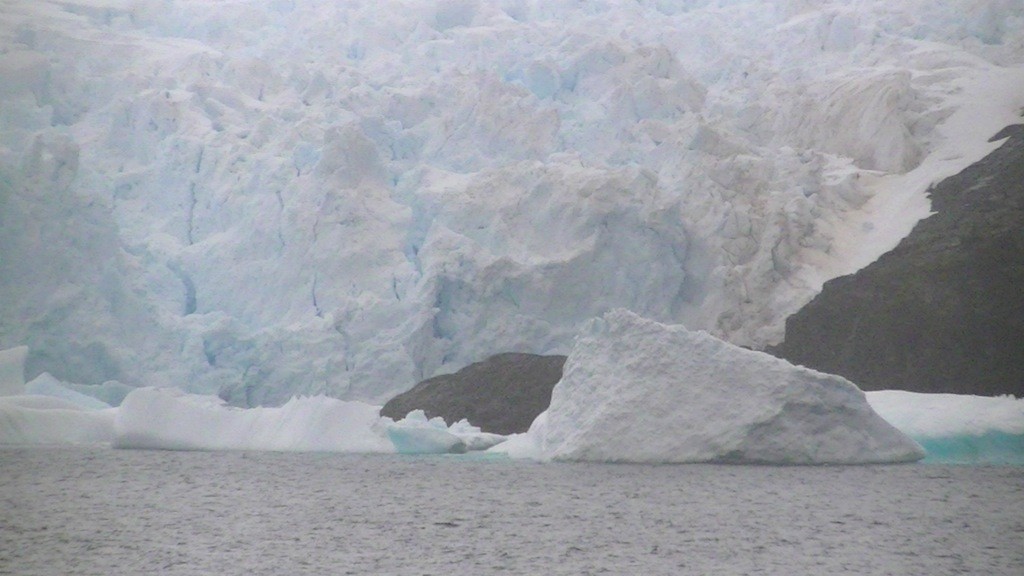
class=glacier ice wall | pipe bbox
[0,1,1022,403]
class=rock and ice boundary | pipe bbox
[499,310,925,464]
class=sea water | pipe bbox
[1,448,1021,575]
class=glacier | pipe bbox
[1,1,1023,465]
[1,1,1022,405]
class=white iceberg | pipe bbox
[25,372,113,411]
[386,410,467,454]
[867,391,1024,465]
[0,395,115,445]
[112,387,506,454]
[386,409,507,454]
[0,346,116,445]
[498,309,924,464]
[113,387,394,453]
[2,345,1020,465]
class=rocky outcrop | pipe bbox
[380,353,566,435]
[770,125,1024,397]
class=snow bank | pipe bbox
[500,310,924,464]
[867,391,1024,465]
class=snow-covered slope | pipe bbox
[1,1,1022,403]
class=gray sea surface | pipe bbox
[1,447,1022,575]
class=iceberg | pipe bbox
[111,387,505,454]
[867,391,1024,465]
[0,345,114,445]
[113,387,394,453]
[2,363,1021,466]
[59,379,134,408]
[0,395,115,445]
[387,410,468,454]
[1,342,1019,465]
[386,409,507,454]
[499,310,924,464]
[25,372,113,411]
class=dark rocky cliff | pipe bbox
[380,352,566,434]
[769,124,1024,397]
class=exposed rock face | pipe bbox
[770,125,1024,397]
[380,353,566,435]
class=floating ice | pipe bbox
[447,418,508,452]
[386,409,507,454]
[0,346,116,445]
[113,387,394,452]
[0,395,115,445]
[387,410,467,454]
[58,379,135,408]
[496,310,924,464]
[111,387,505,454]
[25,372,112,410]
[867,391,1024,465]
[2,372,1021,465]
